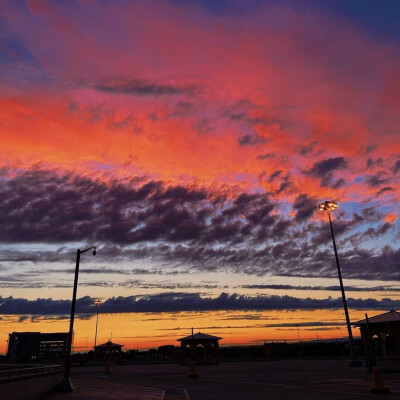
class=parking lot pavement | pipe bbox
[44,360,400,400]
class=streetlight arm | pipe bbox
[80,246,96,255]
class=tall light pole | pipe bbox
[57,246,97,392]
[318,201,360,366]
[94,299,102,353]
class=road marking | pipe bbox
[183,388,191,400]
[163,387,190,399]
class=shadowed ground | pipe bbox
[44,359,400,400]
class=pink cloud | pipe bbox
[0,0,399,212]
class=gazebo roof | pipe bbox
[94,340,124,349]
[354,310,400,326]
[177,332,222,342]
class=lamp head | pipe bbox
[326,201,338,211]
[93,247,96,256]
[318,201,338,212]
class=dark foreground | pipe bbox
[44,359,400,400]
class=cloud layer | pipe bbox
[0,168,398,281]
[1,293,399,315]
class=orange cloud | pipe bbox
[385,214,398,224]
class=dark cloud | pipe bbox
[360,223,392,239]
[88,77,200,96]
[263,321,341,328]
[309,157,347,177]
[238,134,267,146]
[0,296,72,314]
[331,178,346,188]
[224,111,247,121]
[366,171,390,188]
[78,279,222,290]
[157,321,343,331]
[366,157,383,168]
[3,238,398,283]
[258,170,292,196]
[80,267,129,275]
[377,186,394,196]
[392,159,400,175]
[0,293,399,315]
[269,170,282,181]
[240,284,400,292]
[300,141,318,156]
[157,325,260,331]
[247,116,285,130]
[107,114,136,131]
[307,157,347,187]
[0,168,397,281]
[307,246,400,281]
[220,314,268,321]
[193,117,213,135]
[292,194,316,221]
[0,168,210,244]
[360,206,383,222]
[257,152,275,160]
[220,100,285,132]
[166,101,194,119]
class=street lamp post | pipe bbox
[318,201,361,366]
[57,246,97,392]
[94,299,102,356]
[189,327,198,378]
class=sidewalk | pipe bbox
[44,359,400,400]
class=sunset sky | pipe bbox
[0,0,399,352]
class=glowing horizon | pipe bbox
[1,308,377,354]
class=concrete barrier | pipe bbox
[0,365,63,400]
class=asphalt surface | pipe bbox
[44,359,400,400]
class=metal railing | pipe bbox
[0,365,63,380]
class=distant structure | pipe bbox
[178,332,222,364]
[7,332,68,363]
[354,310,400,371]
[94,340,124,360]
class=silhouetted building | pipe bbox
[355,310,400,371]
[94,340,124,360]
[7,332,68,363]
[158,344,179,359]
[178,332,222,364]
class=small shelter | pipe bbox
[178,332,222,364]
[94,340,124,360]
[354,310,400,371]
